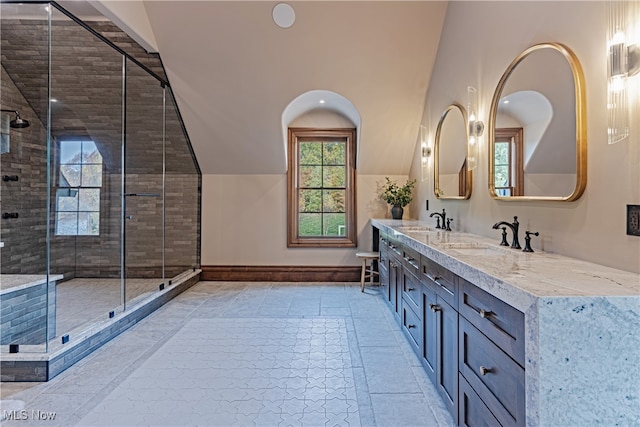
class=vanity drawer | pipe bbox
[459,374,501,427]
[459,317,525,427]
[402,300,422,352]
[402,268,422,311]
[459,279,524,366]
[421,256,457,308]
[379,232,390,250]
[401,245,420,275]
[388,236,403,257]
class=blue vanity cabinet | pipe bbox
[401,263,423,355]
[458,278,525,426]
[378,232,390,303]
[421,260,458,422]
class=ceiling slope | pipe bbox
[141,1,446,175]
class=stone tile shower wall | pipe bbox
[0,66,48,275]
[1,17,200,280]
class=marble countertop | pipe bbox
[371,219,640,312]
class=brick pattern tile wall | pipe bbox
[1,14,200,280]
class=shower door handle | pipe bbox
[123,193,161,197]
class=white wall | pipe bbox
[409,1,640,274]
[201,174,408,266]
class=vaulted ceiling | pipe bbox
[54,1,449,175]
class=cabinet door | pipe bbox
[389,257,401,316]
[379,247,390,303]
[437,297,458,425]
[422,285,437,382]
[459,374,501,427]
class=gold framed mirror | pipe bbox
[434,103,472,199]
[488,42,587,201]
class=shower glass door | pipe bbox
[123,59,165,308]
[49,7,125,338]
[0,2,51,352]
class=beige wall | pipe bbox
[201,174,408,266]
[409,1,640,273]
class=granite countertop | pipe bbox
[371,218,640,312]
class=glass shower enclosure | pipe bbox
[0,2,201,358]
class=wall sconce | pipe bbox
[420,124,432,183]
[467,86,484,170]
[420,124,431,164]
[607,1,639,144]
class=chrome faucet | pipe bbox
[430,209,446,229]
[492,216,521,249]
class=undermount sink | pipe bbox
[397,226,433,232]
[441,242,513,256]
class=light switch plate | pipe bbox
[627,205,640,236]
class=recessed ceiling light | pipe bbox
[503,100,510,104]
[272,3,295,29]
[319,100,325,104]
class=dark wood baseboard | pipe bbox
[201,265,361,282]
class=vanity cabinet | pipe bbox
[458,279,525,426]
[378,232,390,302]
[372,219,640,427]
[373,225,525,427]
[378,232,401,320]
[421,257,459,424]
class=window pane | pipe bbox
[323,190,345,213]
[299,141,322,165]
[494,142,509,164]
[56,189,79,211]
[323,141,345,165]
[81,164,102,187]
[299,189,321,212]
[56,212,77,235]
[82,141,100,163]
[494,165,510,187]
[299,213,322,236]
[60,140,82,164]
[299,165,321,188]
[323,213,346,236]
[77,212,99,235]
[79,188,100,211]
[323,166,345,188]
[60,164,81,187]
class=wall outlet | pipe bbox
[627,205,640,236]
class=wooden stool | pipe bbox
[356,251,379,292]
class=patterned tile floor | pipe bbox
[0,282,455,427]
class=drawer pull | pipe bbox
[407,324,416,329]
[429,303,440,312]
[479,366,492,376]
[407,287,415,292]
[479,309,492,319]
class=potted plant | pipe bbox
[381,177,416,219]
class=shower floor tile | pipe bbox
[55,278,162,334]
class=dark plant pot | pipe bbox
[391,205,404,220]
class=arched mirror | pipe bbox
[488,42,586,201]
[434,103,472,199]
